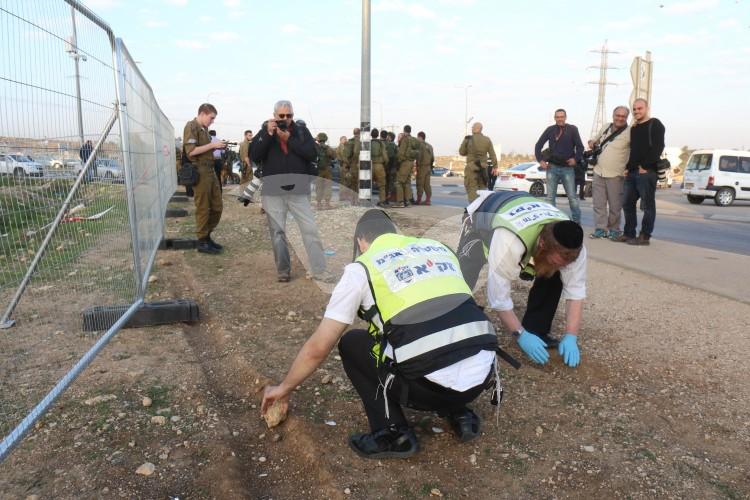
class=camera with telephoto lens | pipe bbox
[275,120,289,131]
[223,141,238,146]
[583,147,602,166]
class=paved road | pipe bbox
[420,177,750,256]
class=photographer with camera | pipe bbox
[534,109,585,224]
[587,106,630,240]
[250,100,329,283]
[459,122,498,203]
[183,103,227,255]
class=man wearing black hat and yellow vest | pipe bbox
[262,210,500,459]
[456,190,587,368]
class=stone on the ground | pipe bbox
[151,415,167,425]
[84,394,117,406]
[263,400,287,428]
[142,397,152,407]
[135,462,155,476]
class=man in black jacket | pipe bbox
[614,98,665,246]
[250,100,328,282]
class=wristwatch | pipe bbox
[512,330,523,340]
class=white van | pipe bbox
[681,149,750,206]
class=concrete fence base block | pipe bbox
[82,300,200,331]
[165,208,188,218]
[170,195,189,203]
[159,238,198,250]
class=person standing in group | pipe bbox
[209,130,224,191]
[79,139,97,182]
[392,125,420,208]
[314,132,336,210]
[385,131,398,202]
[239,129,253,184]
[183,103,226,255]
[415,131,434,205]
[459,122,498,203]
[588,106,631,240]
[249,100,329,283]
[534,109,585,223]
[614,98,665,246]
[369,128,390,208]
[345,128,362,204]
[337,135,351,203]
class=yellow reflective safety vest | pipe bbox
[356,233,497,379]
[470,192,569,277]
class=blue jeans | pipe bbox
[623,170,657,238]
[545,164,580,223]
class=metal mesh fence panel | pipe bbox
[115,40,176,287]
[0,0,173,461]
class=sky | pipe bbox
[79,0,749,155]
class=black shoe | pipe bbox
[207,236,223,251]
[534,333,559,349]
[348,426,418,459]
[277,273,290,283]
[197,240,220,255]
[445,408,481,443]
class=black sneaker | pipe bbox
[207,237,223,251]
[197,240,220,255]
[348,426,418,459]
[445,408,481,443]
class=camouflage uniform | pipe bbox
[346,135,361,197]
[396,134,420,204]
[416,140,434,203]
[370,138,390,203]
[239,139,253,183]
[183,118,222,239]
[315,133,336,207]
[459,132,498,203]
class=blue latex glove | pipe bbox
[558,333,580,367]
[517,330,549,365]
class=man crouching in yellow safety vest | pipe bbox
[262,209,501,459]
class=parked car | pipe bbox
[681,149,750,206]
[431,166,449,176]
[95,158,124,181]
[494,162,566,196]
[0,153,45,177]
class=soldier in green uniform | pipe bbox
[369,128,390,207]
[382,130,396,202]
[183,103,226,254]
[346,128,361,203]
[416,131,435,205]
[315,132,336,209]
[393,125,421,208]
[239,129,253,184]
[336,135,350,203]
[459,122,498,203]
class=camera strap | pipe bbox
[598,123,626,151]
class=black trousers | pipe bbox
[456,215,563,336]
[338,329,486,432]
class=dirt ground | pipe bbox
[1,190,748,500]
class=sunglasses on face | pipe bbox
[277,114,293,119]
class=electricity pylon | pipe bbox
[588,40,618,139]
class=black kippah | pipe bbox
[553,220,583,249]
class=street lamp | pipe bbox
[455,84,473,136]
[66,5,87,147]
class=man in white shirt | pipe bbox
[457,191,586,367]
[262,210,500,459]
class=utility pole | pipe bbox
[67,5,86,148]
[588,40,618,139]
[359,0,371,204]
